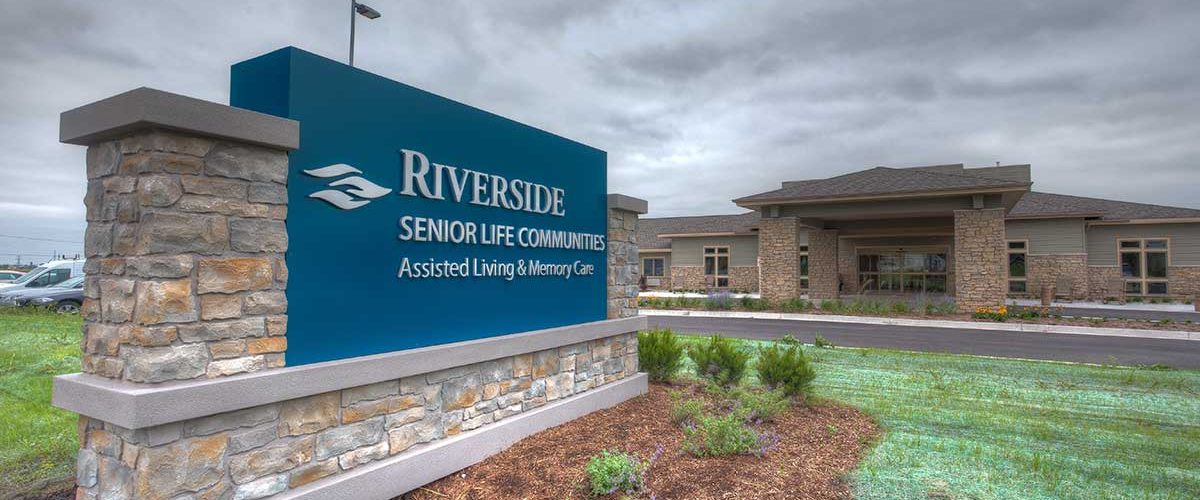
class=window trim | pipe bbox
[703,246,730,288]
[642,257,665,278]
[1006,239,1028,294]
[798,245,809,289]
[1118,238,1170,296]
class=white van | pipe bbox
[0,259,86,293]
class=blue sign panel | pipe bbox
[231,47,608,365]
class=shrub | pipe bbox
[682,413,761,457]
[890,301,910,314]
[756,343,816,399]
[637,328,685,382]
[813,334,834,349]
[705,291,734,310]
[740,296,770,311]
[778,334,802,346]
[688,335,751,387]
[819,299,841,312]
[729,387,791,423]
[779,297,811,312]
[585,449,648,496]
[671,398,704,426]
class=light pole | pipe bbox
[349,1,382,67]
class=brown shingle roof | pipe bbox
[1010,192,1200,221]
[736,166,1028,204]
[637,212,760,249]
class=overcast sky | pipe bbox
[2,0,1199,263]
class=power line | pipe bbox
[0,233,83,244]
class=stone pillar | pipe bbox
[758,217,801,302]
[954,208,1007,312]
[607,194,648,319]
[808,229,840,300]
[69,89,296,383]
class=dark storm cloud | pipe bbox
[0,0,1198,263]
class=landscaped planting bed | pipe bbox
[407,383,878,499]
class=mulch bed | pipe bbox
[405,383,878,500]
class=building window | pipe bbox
[703,246,730,288]
[857,249,948,294]
[1007,240,1027,294]
[1120,239,1169,295]
[799,245,809,289]
[642,257,665,277]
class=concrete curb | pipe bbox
[641,309,1200,341]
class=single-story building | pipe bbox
[637,163,1200,311]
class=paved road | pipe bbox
[1014,305,1200,323]
[647,315,1200,369]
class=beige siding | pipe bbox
[1087,223,1200,266]
[670,235,760,267]
[1005,219,1086,255]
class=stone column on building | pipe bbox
[69,88,297,383]
[953,208,1007,312]
[607,194,648,319]
[757,217,801,302]
[807,229,840,300]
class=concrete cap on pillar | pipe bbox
[60,87,299,150]
[607,193,648,214]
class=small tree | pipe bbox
[637,328,684,382]
[688,335,750,387]
[756,342,816,399]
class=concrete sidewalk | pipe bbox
[642,309,1200,341]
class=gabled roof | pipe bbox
[735,166,1029,205]
[1010,192,1200,221]
[637,212,760,249]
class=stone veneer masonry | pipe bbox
[74,333,640,500]
[608,207,640,319]
[63,90,647,500]
[1026,255,1088,299]
[954,209,1007,311]
[807,230,840,300]
[1086,265,1200,300]
[80,130,290,382]
[757,217,802,302]
[729,266,759,293]
[670,266,704,291]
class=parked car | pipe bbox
[0,275,85,313]
[0,259,84,293]
[0,270,24,283]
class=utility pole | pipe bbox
[349,1,382,67]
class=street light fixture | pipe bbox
[349,1,382,67]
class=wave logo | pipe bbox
[302,164,393,210]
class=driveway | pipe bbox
[647,315,1200,369]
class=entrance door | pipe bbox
[857,248,948,294]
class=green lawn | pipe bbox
[679,335,1200,499]
[0,308,81,496]
[1,307,1198,499]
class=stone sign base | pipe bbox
[58,318,646,499]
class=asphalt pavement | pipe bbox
[647,315,1200,369]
